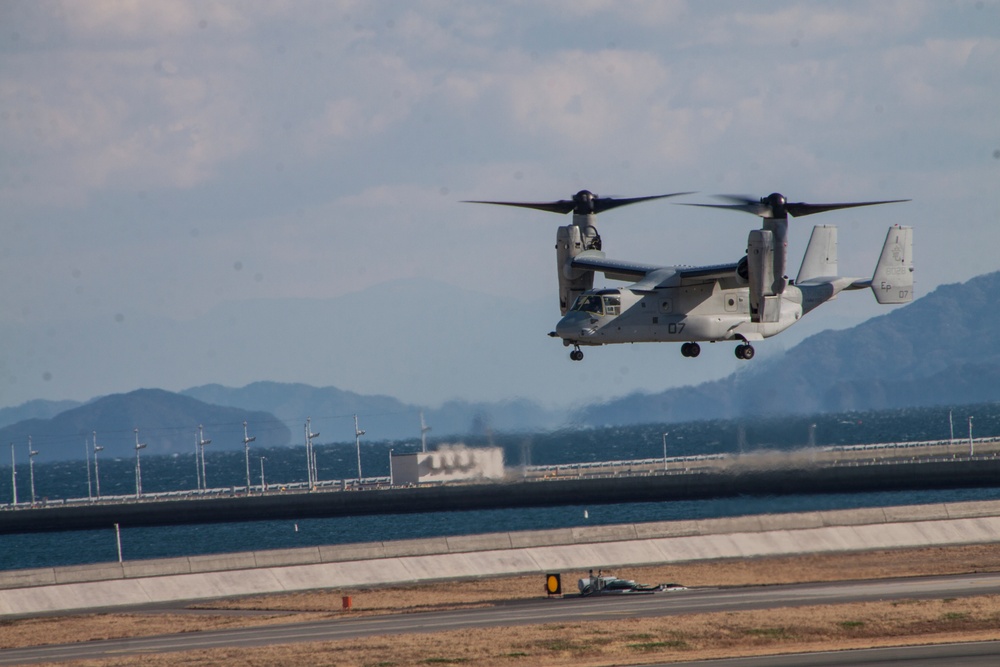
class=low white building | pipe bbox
[390,445,504,485]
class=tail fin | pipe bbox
[871,225,914,304]
[797,225,838,284]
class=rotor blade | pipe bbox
[714,195,758,204]
[462,199,576,214]
[784,199,911,217]
[678,201,772,217]
[591,192,695,214]
[464,191,694,216]
[680,195,910,219]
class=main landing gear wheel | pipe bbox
[680,342,701,358]
[735,344,755,360]
[570,347,584,361]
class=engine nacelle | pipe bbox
[747,229,780,323]
[556,224,595,315]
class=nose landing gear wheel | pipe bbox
[681,342,701,358]
[570,348,584,361]
[735,344,755,360]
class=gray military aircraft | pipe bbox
[468,190,913,361]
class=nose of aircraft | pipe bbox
[556,311,592,340]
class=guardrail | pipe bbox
[822,436,1000,452]
[0,476,393,511]
[525,454,726,473]
[5,435,1000,512]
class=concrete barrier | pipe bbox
[53,563,125,585]
[4,498,1000,617]
[318,541,386,562]
[446,533,513,553]
[252,547,322,568]
[188,553,258,574]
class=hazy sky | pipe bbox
[2,1,998,411]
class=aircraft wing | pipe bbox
[571,251,740,291]
[674,262,742,282]
[570,252,659,282]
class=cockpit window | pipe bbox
[571,294,620,316]
[602,295,620,316]
[571,295,604,315]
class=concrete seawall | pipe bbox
[5,457,1000,534]
[3,499,1000,617]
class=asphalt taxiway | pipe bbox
[3,572,1000,665]
[663,641,1000,666]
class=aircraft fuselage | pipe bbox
[555,281,812,346]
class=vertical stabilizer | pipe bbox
[797,225,838,283]
[871,225,914,304]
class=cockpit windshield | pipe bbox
[572,295,604,315]
[571,293,621,316]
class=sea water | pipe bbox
[4,437,1000,572]
[5,486,1000,572]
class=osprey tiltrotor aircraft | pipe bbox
[469,190,913,361]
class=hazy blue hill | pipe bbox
[0,389,290,462]
[184,382,420,442]
[184,382,406,425]
[182,381,566,441]
[579,271,1000,424]
[8,272,1000,460]
[0,399,82,429]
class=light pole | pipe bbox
[134,428,146,498]
[194,431,201,490]
[420,410,431,453]
[85,437,92,501]
[388,448,394,485]
[198,425,211,490]
[354,414,366,482]
[260,456,267,494]
[93,432,104,500]
[969,416,975,456]
[28,438,38,506]
[243,421,256,494]
[10,443,17,506]
[305,418,320,488]
[662,432,669,471]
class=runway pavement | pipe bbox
[4,572,1000,665]
[661,641,1000,666]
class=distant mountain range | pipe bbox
[0,390,290,462]
[2,271,999,461]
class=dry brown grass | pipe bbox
[7,543,1000,666]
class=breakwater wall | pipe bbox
[3,457,1000,534]
[3,498,1000,617]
